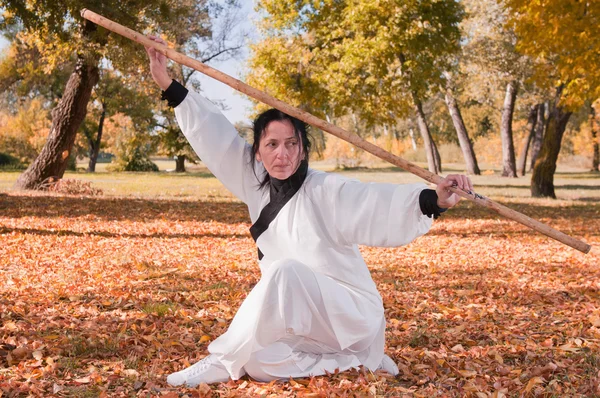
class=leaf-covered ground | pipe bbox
[1,187,599,397]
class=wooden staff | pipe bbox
[81,8,592,254]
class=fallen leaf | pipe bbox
[199,335,211,343]
[524,376,544,393]
[53,383,64,394]
[197,383,212,397]
[448,324,466,334]
[122,369,139,377]
[32,350,43,360]
[4,322,18,331]
[558,344,580,353]
[458,370,477,378]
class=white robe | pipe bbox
[174,90,433,379]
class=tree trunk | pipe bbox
[591,104,599,172]
[408,128,417,150]
[432,139,442,174]
[530,102,546,171]
[412,94,441,174]
[517,105,538,176]
[87,102,106,173]
[531,88,572,198]
[14,54,99,189]
[175,155,186,172]
[444,87,480,175]
[309,119,326,160]
[500,81,518,177]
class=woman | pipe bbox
[146,37,473,387]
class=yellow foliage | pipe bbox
[323,132,411,169]
[471,110,599,170]
[15,30,74,75]
[0,98,51,162]
[472,134,502,168]
[562,109,599,164]
[567,125,595,157]
[323,136,367,168]
[506,0,600,109]
[102,113,134,154]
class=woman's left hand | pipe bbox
[436,174,474,209]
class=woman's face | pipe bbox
[255,119,303,180]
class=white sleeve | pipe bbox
[174,90,263,205]
[326,175,433,247]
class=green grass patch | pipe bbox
[2,161,598,202]
[62,385,102,398]
[141,301,177,317]
[408,327,432,348]
[123,354,141,370]
[64,335,121,358]
[58,356,80,371]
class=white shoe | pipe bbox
[166,354,230,387]
[377,354,399,376]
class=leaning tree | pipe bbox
[0,0,240,188]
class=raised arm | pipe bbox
[146,37,262,204]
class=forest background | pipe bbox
[0,0,598,197]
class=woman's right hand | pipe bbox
[145,36,172,90]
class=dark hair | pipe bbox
[250,109,311,189]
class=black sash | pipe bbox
[249,160,308,260]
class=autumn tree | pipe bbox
[460,0,537,178]
[1,5,104,189]
[153,1,245,172]
[516,104,538,176]
[499,81,519,177]
[529,102,546,172]
[0,0,240,189]
[108,115,159,172]
[505,0,600,197]
[0,31,73,108]
[430,0,533,176]
[81,70,155,172]
[442,72,480,175]
[0,34,68,167]
[249,0,465,174]
[246,35,333,121]
[0,32,155,172]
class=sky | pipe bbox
[0,1,258,125]
[195,0,257,124]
